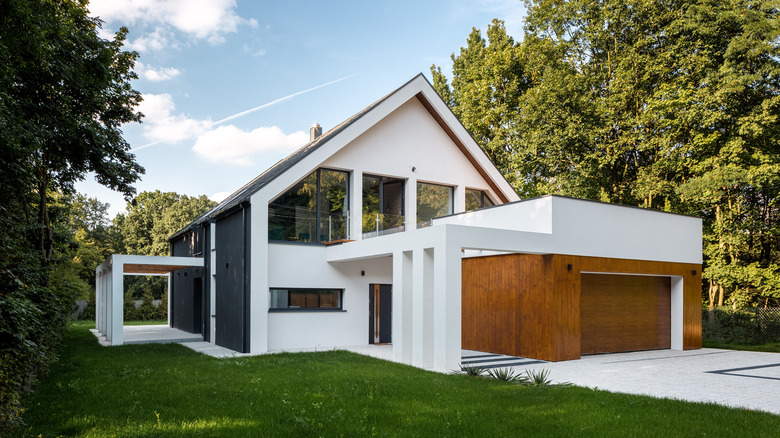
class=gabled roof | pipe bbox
[170,73,518,240]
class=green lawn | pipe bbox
[703,339,780,353]
[14,322,780,437]
[123,319,169,326]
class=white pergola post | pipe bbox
[94,254,204,346]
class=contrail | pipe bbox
[214,73,358,125]
[132,73,358,151]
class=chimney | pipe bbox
[310,123,322,142]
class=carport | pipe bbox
[94,254,204,346]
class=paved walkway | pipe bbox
[504,348,780,416]
[94,326,779,416]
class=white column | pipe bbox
[350,169,363,241]
[210,221,217,345]
[432,239,462,371]
[167,273,172,326]
[250,194,270,353]
[412,248,424,366]
[406,177,417,231]
[454,185,466,214]
[392,250,413,363]
[670,276,684,350]
[110,257,124,346]
[95,266,102,334]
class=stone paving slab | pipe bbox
[506,348,780,416]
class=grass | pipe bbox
[703,339,780,353]
[123,319,169,326]
[13,322,780,438]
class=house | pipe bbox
[96,74,702,372]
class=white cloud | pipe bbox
[89,0,256,49]
[135,94,307,165]
[137,93,211,144]
[126,27,176,52]
[209,191,231,203]
[193,125,307,165]
[135,62,181,81]
[136,62,181,81]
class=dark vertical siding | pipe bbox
[215,205,250,353]
[170,226,206,335]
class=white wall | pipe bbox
[434,196,553,234]
[322,98,501,232]
[433,195,702,264]
[266,243,392,350]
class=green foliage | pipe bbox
[0,0,145,432]
[703,307,780,344]
[117,191,216,256]
[434,1,780,308]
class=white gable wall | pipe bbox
[322,98,497,209]
[250,86,512,354]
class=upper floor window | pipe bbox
[465,188,495,211]
[268,168,349,243]
[363,175,405,238]
[417,182,453,228]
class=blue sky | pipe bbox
[80,0,527,217]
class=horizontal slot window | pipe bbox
[269,288,343,311]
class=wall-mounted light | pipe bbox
[411,166,416,172]
[567,264,573,271]
[692,269,697,276]
[361,270,365,276]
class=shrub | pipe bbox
[703,307,780,344]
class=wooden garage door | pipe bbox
[581,274,671,355]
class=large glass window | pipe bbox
[363,175,405,238]
[269,288,343,311]
[268,169,349,243]
[465,188,495,211]
[417,182,453,228]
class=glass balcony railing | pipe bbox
[268,209,349,243]
[362,213,405,239]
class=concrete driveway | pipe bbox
[465,348,780,416]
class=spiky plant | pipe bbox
[457,365,487,377]
[523,369,552,386]
[487,367,523,383]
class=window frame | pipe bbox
[267,168,350,244]
[465,188,495,211]
[268,287,345,312]
[416,181,454,228]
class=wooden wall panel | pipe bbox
[462,253,702,362]
[551,255,581,361]
[580,274,671,354]
[461,255,520,355]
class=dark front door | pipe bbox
[368,284,392,344]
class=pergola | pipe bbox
[95,254,204,346]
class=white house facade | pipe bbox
[96,74,703,372]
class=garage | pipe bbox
[580,274,671,354]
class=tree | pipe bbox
[0,1,144,431]
[0,0,144,270]
[431,20,530,191]
[116,191,215,306]
[117,191,216,256]
[433,1,780,307]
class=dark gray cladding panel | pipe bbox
[215,206,250,353]
[170,226,207,336]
